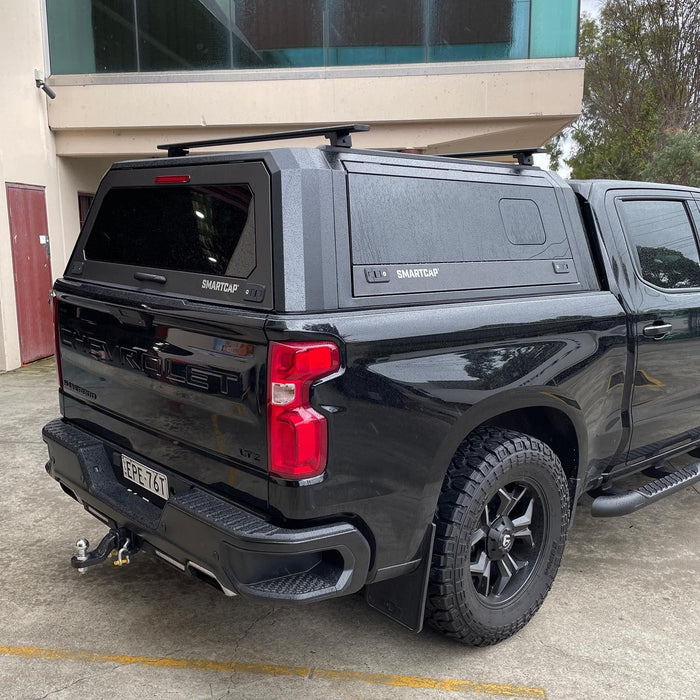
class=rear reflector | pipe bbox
[267,341,340,480]
[154,175,190,184]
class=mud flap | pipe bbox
[365,523,435,632]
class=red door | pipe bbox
[7,184,54,363]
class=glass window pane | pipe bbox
[428,0,524,63]
[46,0,545,73]
[137,0,232,71]
[619,200,700,289]
[46,0,96,74]
[232,0,324,68]
[329,0,423,66]
[431,0,512,46]
[529,0,578,58]
[330,0,423,47]
[78,193,95,229]
[85,185,256,278]
[500,199,546,245]
[47,0,137,74]
[509,0,531,59]
[92,0,138,72]
[348,174,569,265]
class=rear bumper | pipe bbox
[42,418,370,602]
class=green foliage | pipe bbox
[545,132,565,173]
[637,245,700,289]
[642,130,700,187]
[568,1,700,181]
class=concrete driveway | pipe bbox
[1,358,698,699]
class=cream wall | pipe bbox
[0,0,63,371]
[48,58,584,156]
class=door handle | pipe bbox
[134,272,167,284]
[643,322,673,339]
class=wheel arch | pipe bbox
[434,392,588,509]
[482,407,580,505]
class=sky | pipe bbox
[580,0,602,17]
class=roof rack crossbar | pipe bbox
[442,147,546,167]
[157,124,371,157]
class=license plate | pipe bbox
[121,454,169,500]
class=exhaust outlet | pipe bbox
[187,561,237,597]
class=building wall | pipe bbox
[0,0,63,371]
[0,0,584,372]
[48,58,584,157]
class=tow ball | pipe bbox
[71,528,139,574]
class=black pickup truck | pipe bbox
[43,125,700,646]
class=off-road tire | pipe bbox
[426,426,569,646]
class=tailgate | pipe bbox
[55,284,269,507]
[53,157,274,508]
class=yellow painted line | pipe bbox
[313,667,546,697]
[0,644,546,698]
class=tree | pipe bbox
[641,129,700,187]
[565,0,700,181]
[637,245,700,288]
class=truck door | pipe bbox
[607,189,700,466]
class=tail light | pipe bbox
[52,292,63,388]
[267,341,340,480]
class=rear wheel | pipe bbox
[426,427,569,645]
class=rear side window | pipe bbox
[84,185,255,278]
[346,169,578,297]
[618,199,700,290]
[348,175,570,264]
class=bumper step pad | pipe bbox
[42,419,370,601]
[591,462,700,517]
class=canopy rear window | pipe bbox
[84,185,255,278]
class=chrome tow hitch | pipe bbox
[71,528,138,574]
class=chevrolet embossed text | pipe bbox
[59,329,245,399]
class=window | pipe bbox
[431,0,512,45]
[92,0,137,72]
[346,170,579,297]
[618,199,700,290]
[348,174,568,265]
[499,199,546,245]
[529,0,579,58]
[78,193,95,229]
[46,1,580,75]
[84,185,256,278]
[328,0,424,64]
[137,0,232,71]
[233,0,323,68]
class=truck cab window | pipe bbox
[619,199,700,289]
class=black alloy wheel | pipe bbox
[470,480,544,603]
[426,427,569,646]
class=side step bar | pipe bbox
[591,463,700,517]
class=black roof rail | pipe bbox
[157,123,371,157]
[442,147,547,167]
